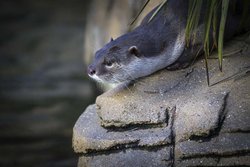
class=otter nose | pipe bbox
[87,65,96,76]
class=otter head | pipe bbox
[87,41,142,83]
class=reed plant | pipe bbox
[131,0,250,85]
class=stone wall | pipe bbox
[73,34,250,166]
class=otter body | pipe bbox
[88,0,249,83]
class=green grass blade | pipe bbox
[212,1,219,49]
[204,50,210,86]
[185,0,197,45]
[218,0,229,71]
[185,0,203,47]
[204,0,216,56]
[192,0,203,45]
[148,0,168,23]
[130,0,151,26]
[203,0,217,86]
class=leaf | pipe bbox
[148,0,168,23]
[130,0,151,26]
[204,51,210,86]
[218,0,229,71]
[203,0,217,86]
[212,1,219,49]
[204,0,217,56]
[185,0,203,47]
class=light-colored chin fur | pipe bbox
[89,73,120,84]
[89,74,104,83]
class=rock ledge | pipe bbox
[73,35,250,166]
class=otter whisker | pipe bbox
[124,83,132,93]
[112,77,132,93]
[122,68,146,86]
[121,67,136,81]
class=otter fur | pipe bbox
[87,0,249,83]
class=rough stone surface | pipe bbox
[221,78,250,133]
[78,146,172,167]
[175,133,250,159]
[176,155,250,167]
[96,86,169,127]
[73,105,173,153]
[174,92,228,142]
[74,34,250,166]
[95,68,180,128]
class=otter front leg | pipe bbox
[167,44,203,70]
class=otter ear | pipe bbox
[110,37,114,42]
[128,46,140,57]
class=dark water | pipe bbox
[0,0,98,166]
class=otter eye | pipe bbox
[104,61,114,68]
[106,62,112,66]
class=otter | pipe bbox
[87,0,249,84]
